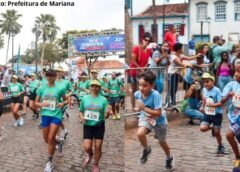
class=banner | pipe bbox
[71,34,125,53]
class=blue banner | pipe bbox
[72,34,125,53]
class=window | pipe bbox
[163,24,185,36]
[215,2,227,21]
[196,3,208,22]
[235,1,240,21]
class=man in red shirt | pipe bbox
[164,25,177,51]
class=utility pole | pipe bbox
[152,0,157,42]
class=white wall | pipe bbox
[190,0,240,42]
[132,17,189,45]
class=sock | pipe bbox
[48,156,53,162]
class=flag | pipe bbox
[16,45,21,74]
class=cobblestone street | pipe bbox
[0,105,124,172]
[125,112,235,172]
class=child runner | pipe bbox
[200,72,225,154]
[134,71,174,169]
[8,75,25,127]
[35,69,67,172]
[80,79,110,172]
[221,70,240,167]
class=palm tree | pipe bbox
[32,14,60,71]
[0,34,4,49]
[0,9,22,65]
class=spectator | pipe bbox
[128,32,152,109]
[188,35,196,56]
[164,25,177,52]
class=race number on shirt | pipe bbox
[11,86,18,92]
[205,97,216,115]
[42,100,56,111]
[232,93,240,109]
[110,90,116,94]
[84,110,100,121]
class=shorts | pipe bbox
[11,96,23,104]
[230,122,240,143]
[138,117,167,142]
[28,92,36,101]
[109,97,120,105]
[201,113,222,128]
[83,122,105,140]
[127,75,137,84]
[41,116,62,128]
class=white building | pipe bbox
[189,0,240,43]
[131,3,189,45]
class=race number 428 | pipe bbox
[84,110,99,121]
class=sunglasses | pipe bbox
[144,39,151,42]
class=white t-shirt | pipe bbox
[168,54,182,74]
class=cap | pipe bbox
[45,69,57,77]
[91,69,98,74]
[12,75,18,79]
[90,80,101,87]
[80,72,88,78]
[202,72,215,82]
[55,66,63,72]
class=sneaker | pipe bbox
[140,146,151,164]
[217,145,225,154]
[166,156,174,169]
[234,159,240,168]
[116,114,121,120]
[65,112,69,118]
[57,138,64,153]
[112,115,117,120]
[188,119,194,125]
[32,114,36,119]
[63,129,68,140]
[92,165,100,172]
[82,154,93,168]
[13,120,19,127]
[44,161,53,172]
[18,118,24,126]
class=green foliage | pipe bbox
[0,34,4,49]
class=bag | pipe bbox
[179,99,188,112]
[156,73,164,93]
[208,45,217,63]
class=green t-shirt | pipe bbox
[78,80,88,100]
[108,78,123,97]
[55,79,72,94]
[29,79,40,93]
[101,81,109,96]
[79,94,108,126]
[8,82,24,97]
[37,85,65,120]
[40,77,48,87]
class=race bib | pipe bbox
[11,86,18,92]
[232,93,240,109]
[142,112,156,126]
[79,91,87,96]
[205,97,216,115]
[110,90,117,94]
[42,100,56,110]
[84,110,99,121]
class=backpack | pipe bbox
[208,45,217,63]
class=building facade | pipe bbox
[189,0,240,43]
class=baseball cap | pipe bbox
[202,72,215,81]
[55,66,63,72]
[91,69,98,74]
[12,75,18,79]
[90,80,101,87]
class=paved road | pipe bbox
[125,112,235,172]
[0,105,124,172]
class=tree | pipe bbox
[0,9,22,64]
[32,14,60,71]
[0,34,4,49]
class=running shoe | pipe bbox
[82,154,93,168]
[116,114,121,120]
[63,129,68,140]
[217,144,225,154]
[65,112,69,118]
[13,120,19,127]
[140,146,151,164]
[57,138,64,153]
[92,165,100,172]
[165,156,174,169]
[44,161,53,172]
[18,118,24,126]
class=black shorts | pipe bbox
[11,96,22,104]
[28,92,36,101]
[83,122,105,140]
[201,113,223,128]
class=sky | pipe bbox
[0,0,124,65]
[132,0,189,16]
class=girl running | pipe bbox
[79,79,110,172]
[8,75,25,127]
[35,69,67,172]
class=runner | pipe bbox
[22,74,30,116]
[80,79,111,172]
[200,72,225,154]
[77,72,89,105]
[134,71,174,169]
[28,73,40,119]
[119,77,125,110]
[8,75,25,127]
[101,76,109,101]
[35,69,67,172]
[221,70,240,168]
[108,72,123,120]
